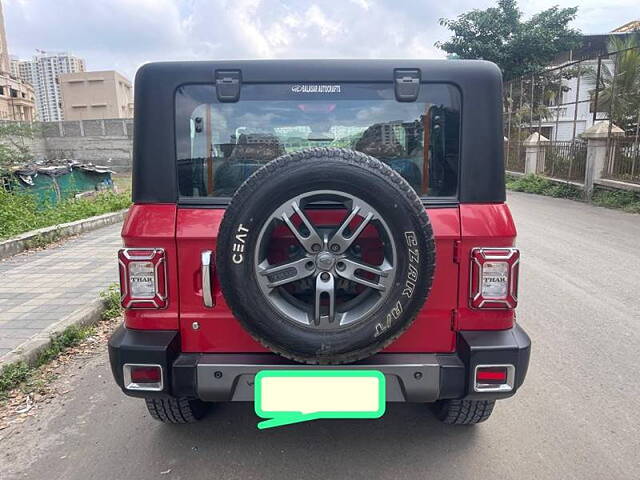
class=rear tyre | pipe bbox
[431,399,495,425]
[144,397,210,424]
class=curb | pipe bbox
[0,209,128,261]
[0,298,106,369]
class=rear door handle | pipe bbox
[201,250,214,308]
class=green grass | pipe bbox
[0,285,122,401]
[592,188,640,214]
[0,189,131,240]
[506,173,640,214]
[506,174,583,200]
[100,284,123,321]
[0,362,31,398]
[0,324,94,401]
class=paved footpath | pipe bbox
[0,223,121,360]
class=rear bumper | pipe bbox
[108,324,530,402]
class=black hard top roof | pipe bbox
[132,59,505,204]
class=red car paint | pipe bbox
[121,202,517,353]
[121,204,179,330]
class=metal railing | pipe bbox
[504,141,526,173]
[503,43,640,186]
[604,137,640,184]
[541,140,587,183]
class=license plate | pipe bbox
[254,370,385,429]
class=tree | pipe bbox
[589,34,640,135]
[0,122,37,176]
[436,0,582,80]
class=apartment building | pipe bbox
[59,70,133,120]
[0,2,35,121]
[12,52,86,121]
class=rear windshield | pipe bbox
[175,83,460,199]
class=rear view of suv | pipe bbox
[108,59,530,425]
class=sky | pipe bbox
[4,0,639,83]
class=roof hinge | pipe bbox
[215,70,242,102]
[450,309,458,331]
[394,68,421,102]
[452,240,461,264]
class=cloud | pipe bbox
[3,0,639,82]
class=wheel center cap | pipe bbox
[316,252,335,271]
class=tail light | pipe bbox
[123,364,163,391]
[470,247,519,309]
[118,248,168,309]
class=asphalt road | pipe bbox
[2,191,639,480]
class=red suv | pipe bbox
[109,59,530,425]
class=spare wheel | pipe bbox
[216,148,435,364]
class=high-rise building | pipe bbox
[9,55,19,77]
[13,51,86,121]
[0,2,36,121]
[59,70,133,120]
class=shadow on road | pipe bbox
[144,402,481,478]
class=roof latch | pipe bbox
[394,69,421,102]
[215,70,242,102]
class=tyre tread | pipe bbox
[144,397,207,424]
[433,399,495,425]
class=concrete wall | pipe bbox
[23,118,133,172]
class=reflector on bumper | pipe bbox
[123,364,163,391]
[474,364,515,393]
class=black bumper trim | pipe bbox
[193,353,462,402]
[458,324,531,399]
[108,324,531,402]
[107,326,180,398]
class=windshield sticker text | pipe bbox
[291,85,342,94]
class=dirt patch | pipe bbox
[0,314,120,432]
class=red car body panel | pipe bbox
[121,204,179,330]
[456,203,517,331]
[121,202,517,353]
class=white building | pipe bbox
[531,27,637,142]
[12,51,86,121]
[537,58,614,142]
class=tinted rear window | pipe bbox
[175,83,460,199]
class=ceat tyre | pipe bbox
[216,148,435,364]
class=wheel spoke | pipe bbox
[255,190,398,331]
[328,204,374,253]
[335,258,391,291]
[258,258,315,288]
[281,202,323,254]
[314,273,335,326]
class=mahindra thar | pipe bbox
[109,59,531,425]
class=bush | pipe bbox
[506,174,583,199]
[101,284,122,320]
[592,188,640,214]
[0,189,131,240]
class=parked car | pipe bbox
[109,59,530,425]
